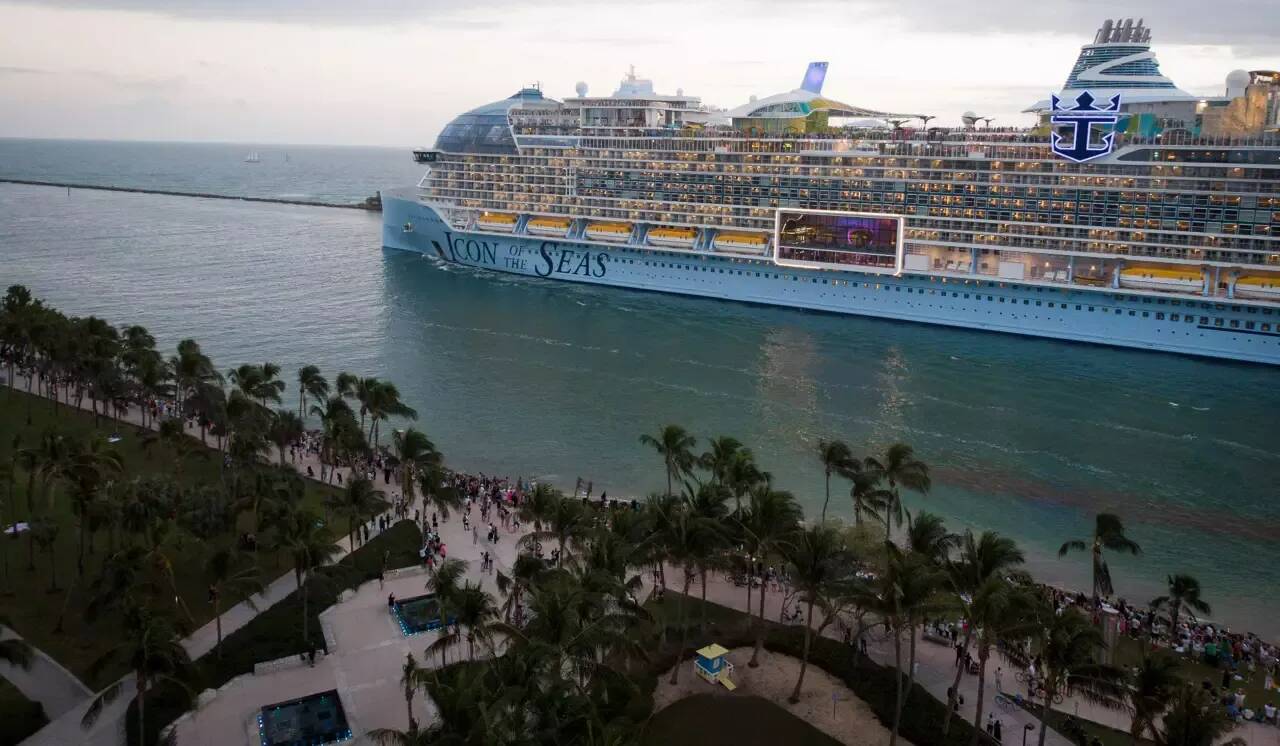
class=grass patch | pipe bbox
[130,520,422,746]
[640,591,987,746]
[1013,698,1145,746]
[1111,634,1278,712]
[0,387,350,688]
[642,693,842,746]
[0,675,48,745]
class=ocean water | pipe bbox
[1,142,1278,638]
[0,138,421,204]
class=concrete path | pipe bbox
[0,625,92,719]
[664,566,1073,746]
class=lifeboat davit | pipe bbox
[476,212,516,232]
[1118,267,1204,293]
[713,232,769,253]
[526,217,571,237]
[1234,275,1280,301]
[646,226,697,249]
[585,222,633,242]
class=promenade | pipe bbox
[4,375,1273,745]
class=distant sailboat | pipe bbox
[283,152,290,163]
[244,151,261,164]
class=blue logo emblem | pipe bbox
[1050,91,1122,163]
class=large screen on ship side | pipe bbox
[774,210,902,273]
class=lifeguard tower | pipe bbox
[693,644,737,690]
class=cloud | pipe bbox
[828,0,1280,46]
[0,64,49,74]
[2,0,531,25]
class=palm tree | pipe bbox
[267,410,305,467]
[1058,512,1142,607]
[417,472,464,523]
[495,553,546,624]
[171,338,219,419]
[399,652,422,733]
[364,380,417,448]
[738,486,800,667]
[639,425,696,498]
[966,577,1034,746]
[858,545,947,744]
[31,520,60,591]
[660,498,723,685]
[391,428,440,507]
[297,365,328,421]
[81,604,192,743]
[816,438,854,522]
[334,475,385,549]
[863,443,931,545]
[429,582,498,661]
[1128,652,1182,744]
[944,529,1026,736]
[276,508,342,648]
[1155,684,1247,746]
[204,548,263,659]
[520,492,587,567]
[1014,604,1128,746]
[783,524,853,704]
[699,436,743,488]
[66,435,124,576]
[723,447,767,514]
[905,510,958,566]
[1149,574,1211,640]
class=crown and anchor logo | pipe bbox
[1049,91,1123,163]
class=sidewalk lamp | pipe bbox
[1023,723,1035,746]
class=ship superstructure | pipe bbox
[383,21,1280,364]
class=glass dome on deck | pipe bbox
[434,87,552,155]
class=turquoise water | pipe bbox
[1,146,1278,637]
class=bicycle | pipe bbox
[994,692,1017,712]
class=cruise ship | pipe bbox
[382,20,1280,365]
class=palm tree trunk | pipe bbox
[969,643,990,746]
[944,626,974,734]
[890,626,904,746]
[302,575,310,648]
[906,624,919,710]
[788,596,816,703]
[137,671,146,746]
[699,568,708,633]
[750,576,767,668]
[215,599,223,659]
[1037,685,1052,746]
[669,575,691,685]
[821,472,830,522]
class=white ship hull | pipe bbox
[383,192,1280,365]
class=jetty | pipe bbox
[0,178,383,211]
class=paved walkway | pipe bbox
[662,567,1072,746]
[0,625,92,719]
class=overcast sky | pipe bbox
[0,0,1275,146]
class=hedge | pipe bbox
[0,680,48,746]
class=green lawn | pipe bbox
[642,694,842,746]
[0,387,351,688]
[1111,634,1278,713]
[0,675,47,746]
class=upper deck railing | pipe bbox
[511,126,1280,153]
